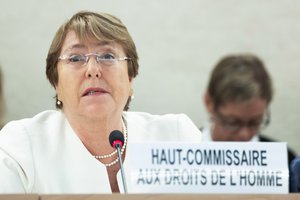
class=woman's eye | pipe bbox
[100,53,115,60]
[69,55,84,62]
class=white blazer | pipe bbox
[0,110,201,194]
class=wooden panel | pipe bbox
[1,194,300,200]
[0,194,39,200]
[40,194,300,200]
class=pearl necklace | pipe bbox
[94,118,128,167]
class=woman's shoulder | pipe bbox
[123,111,202,141]
[0,110,64,142]
[123,111,190,122]
[0,110,67,159]
[1,110,63,130]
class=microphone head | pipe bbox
[109,130,124,148]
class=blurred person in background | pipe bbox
[201,53,296,165]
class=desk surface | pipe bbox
[1,194,300,200]
[0,195,38,200]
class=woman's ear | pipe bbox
[204,92,214,113]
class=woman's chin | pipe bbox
[81,104,114,118]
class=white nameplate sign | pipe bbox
[126,142,288,194]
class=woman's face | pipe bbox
[55,31,133,121]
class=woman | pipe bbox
[0,11,201,193]
[201,53,296,164]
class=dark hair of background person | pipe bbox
[207,54,273,110]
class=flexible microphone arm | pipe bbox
[109,130,128,194]
[115,142,128,193]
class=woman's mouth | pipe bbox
[82,88,108,97]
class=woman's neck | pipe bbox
[65,111,124,156]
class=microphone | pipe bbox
[109,130,128,193]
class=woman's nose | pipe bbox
[85,57,102,78]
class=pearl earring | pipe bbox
[57,99,62,106]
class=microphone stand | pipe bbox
[116,143,128,194]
